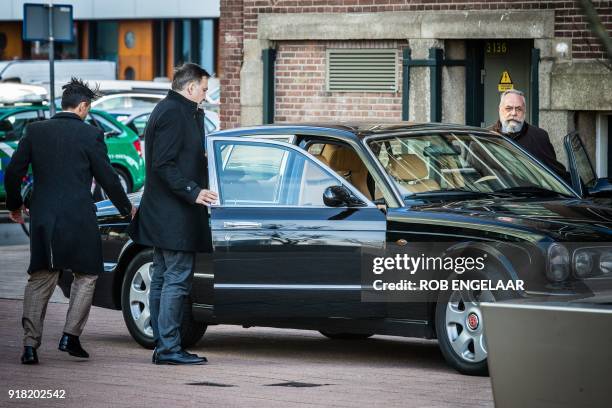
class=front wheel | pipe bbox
[435,268,515,376]
[120,249,207,349]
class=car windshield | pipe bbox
[367,132,575,198]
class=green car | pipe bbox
[0,105,145,205]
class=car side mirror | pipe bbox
[323,185,366,208]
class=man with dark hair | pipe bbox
[128,63,217,365]
[4,77,135,365]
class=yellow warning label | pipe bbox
[498,70,514,92]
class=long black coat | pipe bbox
[127,90,211,252]
[4,112,132,275]
[490,121,569,180]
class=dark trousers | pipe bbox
[149,248,195,353]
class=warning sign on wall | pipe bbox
[498,71,514,92]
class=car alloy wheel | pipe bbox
[128,262,154,339]
[444,288,495,364]
[121,249,207,349]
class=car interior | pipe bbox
[306,142,383,201]
[306,140,466,199]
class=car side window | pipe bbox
[1,110,44,141]
[214,141,342,207]
[86,113,121,134]
[132,114,150,137]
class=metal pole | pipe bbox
[530,48,540,127]
[48,1,56,116]
[401,48,411,121]
[429,48,443,123]
[262,48,276,124]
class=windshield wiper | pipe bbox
[493,186,572,198]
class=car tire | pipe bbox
[120,249,207,350]
[319,331,374,340]
[434,264,516,376]
[91,167,132,202]
[113,166,133,194]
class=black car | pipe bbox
[60,123,612,375]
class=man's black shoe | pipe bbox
[21,346,38,365]
[155,350,206,365]
[58,333,89,358]
[181,350,208,364]
[153,347,205,364]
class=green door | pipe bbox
[482,40,532,127]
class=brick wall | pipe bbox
[221,0,611,127]
[275,40,405,123]
[242,0,611,59]
[219,0,245,129]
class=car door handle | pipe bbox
[223,221,262,229]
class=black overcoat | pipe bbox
[4,112,132,275]
[127,90,211,252]
[490,120,569,179]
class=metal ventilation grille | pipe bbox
[326,49,398,92]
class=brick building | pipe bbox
[220,0,611,174]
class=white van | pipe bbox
[0,60,116,93]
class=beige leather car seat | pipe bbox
[327,147,373,200]
[387,154,440,193]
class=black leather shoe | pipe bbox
[155,350,206,365]
[21,346,38,365]
[58,333,89,358]
[181,350,208,364]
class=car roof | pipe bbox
[213,122,497,141]
[0,104,122,120]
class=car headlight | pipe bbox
[599,252,612,275]
[573,250,594,278]
[547,244,570,282]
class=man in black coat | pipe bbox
[5,78,134,365]
[490,89,569,180]
[128,63,217,365]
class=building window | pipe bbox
[172,19,216,74]
[326,49,398,92]
[124,31,135,49]
[90,21,118,62]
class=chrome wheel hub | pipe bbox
[129,262,154,338]
[444,289,495,363]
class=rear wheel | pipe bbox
[92,167,133,202]
[114,167,133,194]
[120,249,207,349]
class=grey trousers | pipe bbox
[22,270,98,348]
[149,248,195,354]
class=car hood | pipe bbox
[391,197,612,242]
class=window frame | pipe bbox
[207,136,375,209]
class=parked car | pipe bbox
[0,83,47,105]
[60,123,612,375]
[92,92,164,112]
[0,60,116,96]
[0,105,145,204]
[117,108,219,138]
